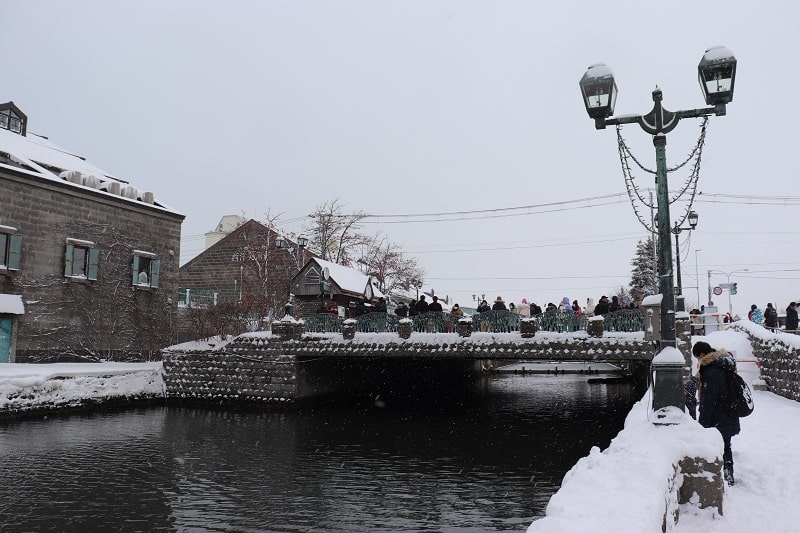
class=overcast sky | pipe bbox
[4,1,799,316]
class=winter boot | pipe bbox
[723,462,735,486]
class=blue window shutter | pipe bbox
[87,248,100,280]
[131,255,140,285]
[150,259,160,288]
[8,234,22,270]
[64,244,74,276]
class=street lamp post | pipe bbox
[275,234,308,315]
[579,47,736,352]
[694,249,702,309]
[672,210,699,311]
[412,279,423,300]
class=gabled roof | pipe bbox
[0,108,181,216]
[298,257,384,299]
[180,218,270,270]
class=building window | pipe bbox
[0,228,22,271]
[64,239,99,280]
[132,251,160,288]
[0,108,24,135]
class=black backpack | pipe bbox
[726,368,754,417]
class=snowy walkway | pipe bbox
[530,328,800,533]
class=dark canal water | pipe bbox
[0,373,635,532]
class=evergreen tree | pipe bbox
[629,235,658,303]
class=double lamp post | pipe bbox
[579,47,737,352]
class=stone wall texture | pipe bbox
[729,324,800,401]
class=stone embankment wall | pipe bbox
[728,324,800,401]
[162,341,299,403]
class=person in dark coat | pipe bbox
[395,301,408,317]
[492,296,507,311]
[409,299,418,317]
[428,295,443,312]
[415,295,429,314]
[477,299,491,313]
[764,303,778,330]
[593,296,610,315]
[693,341,741,486]
[530,302,542,316]
[354,298,370,317]
[609,295,620,313]
[376,297,387,313]
[786,302,799,332]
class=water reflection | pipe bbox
[0,373,634,532]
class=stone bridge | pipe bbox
[162,331,655,404]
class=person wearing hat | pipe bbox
[693,340,741,486]
[492,296,507,311]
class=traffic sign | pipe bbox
[719,283,733,290]
[713,286,723,296]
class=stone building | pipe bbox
[0,101,184,362]
[177,219,312,340]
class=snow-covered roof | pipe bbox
[0,126,182,216]
[307,258,385,298]
[0,294,25,315]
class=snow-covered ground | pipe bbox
[529,326,800,533]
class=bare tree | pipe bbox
[305,198,368,265]
[357,232,425,297]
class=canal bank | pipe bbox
[0,362,163,419]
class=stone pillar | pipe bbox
[457,318,473,337]
[675,311,693,377]
[520,318,538,338]
[587,316,604,338]
[397,319,412,339]
[342,319,356,340]
[641,295,662,343]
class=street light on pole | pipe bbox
[694,249,702,309]
[412,279,423,300]
[672,210,699,311]
[275,234,308,316]
[579,47,736,352]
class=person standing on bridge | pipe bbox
[693,341,741,487]
[786,302,798,333]
[749,304,764,325]
[764,303,778,330]
[492,297,507,311]
[415,295,429,314]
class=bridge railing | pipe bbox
[298,309,644,334]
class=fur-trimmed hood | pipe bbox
[698,348,733,367]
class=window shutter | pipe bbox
[131,255,140,285]
[150,259,160,288]
[8,234,22,270]
[87,248,100,280]
[64,244,74,276]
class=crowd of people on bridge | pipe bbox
[747,301,799,333]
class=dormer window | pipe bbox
[0,102,27,136]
